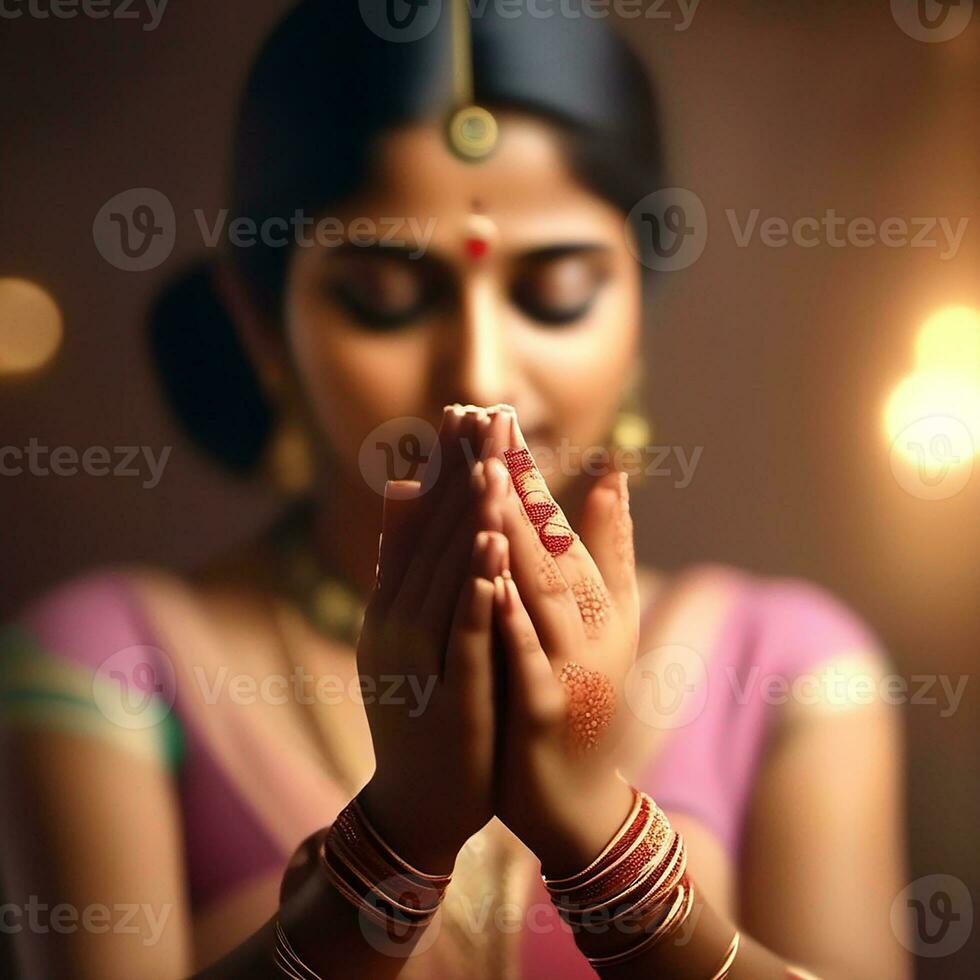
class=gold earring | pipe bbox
[263,407,316,496]
[609,364,652,479]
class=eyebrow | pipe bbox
[517,243,611,262]
[329,241,612,263]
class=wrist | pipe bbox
[358,776,461,876]
[533,773,635,879]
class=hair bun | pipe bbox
[148,262,273,474]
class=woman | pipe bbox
[0,2,909,978]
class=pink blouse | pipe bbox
[0,563,884,976]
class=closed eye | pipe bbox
[326,246,450,331]
[510,245,611,327]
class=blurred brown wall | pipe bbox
[1,2,978,975]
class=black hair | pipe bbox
[151,0,663,473]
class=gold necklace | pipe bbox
[270,501,366,647]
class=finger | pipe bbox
[391,405,491,608]
[393,458,480,622]
[578,470,638,622]
[417,464,510,662]
[493,573,565,728]
[457,405,493,472]
[502,413,616,642]
[412,405,488,538]
[375,479,423,603]
[482,404,514,465]
[377,405,466,601]
[490,456,579,656]
[442,539,496,706]
[418,403,466,497]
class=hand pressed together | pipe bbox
[359,404,641,877]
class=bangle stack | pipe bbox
[274,919,323,980]
[543,787,697,970]
[319,797,452,931]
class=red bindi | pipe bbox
[464,236,489,260]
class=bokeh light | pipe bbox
[0,277,63,376]
[885,306,980,471]
[914,306,980,380]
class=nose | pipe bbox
[441,278,512,408]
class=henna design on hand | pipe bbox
[559,662,616,753]
[504,448,576,558]
[613,472,635,570]
[572,577,612,638]
[537,553,568,594]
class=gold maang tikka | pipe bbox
[445,0,498,161]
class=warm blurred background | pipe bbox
[1,2,977,976]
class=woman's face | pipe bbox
[283,113,642,495]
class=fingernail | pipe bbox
[619,471,631,511]
[493,574,506,606]
[384,480,421,500]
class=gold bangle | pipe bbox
[328,831,442,916]
[320,838,433,930]
[606,841,689,926]
[585,875,693,969]
[547,805,656,896]
[350,798,453,884]
[274,919,323,980]
[545,788,644,892]
[707,930,741,980]
[559,832,685,921]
